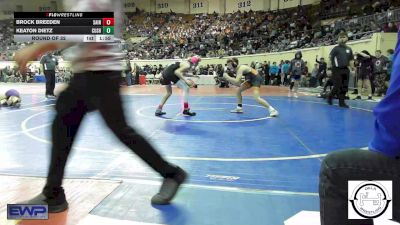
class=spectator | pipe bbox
[125,58,133,86]
[372,50,389,96]
[316,56,328,87]
[387,48,395,82]
[354,50,373,100]
[281,60,290,86]
[269,62,279,85]
[263,61,270,85]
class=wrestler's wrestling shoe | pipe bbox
[230,107,243,113]
[182,109,196,116]
[269,108,279,117]
[155,109,166,116]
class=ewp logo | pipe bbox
[7,204,48,220]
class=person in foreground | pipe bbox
[13,0,187,213]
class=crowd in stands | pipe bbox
[125,1,399,59]
[319,0,396,19]
[0,20,17,61]
[0,1,399,64]
[128,8,315,59]
[125,12,169,37]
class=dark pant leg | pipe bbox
[318,75,324,86]
[44,71,52,95]
[265,75,270,85]
[374,73,380,95]
[370,75,375,95]
[288,75,292,86]
[380,73,387,95]
[44,75,89,196]
[135,73,140,84]
[374,73,386,96]
[126,72,132,86]
[94,72,178,178]
[323,78,333,92]
[320,149,400,225]
[330,69,343,99]
[50,70,56,95]
[339,69,350,102]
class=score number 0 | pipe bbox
[102,18,114,26]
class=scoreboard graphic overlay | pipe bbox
[14,12,114,42]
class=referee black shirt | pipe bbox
[40,54,58,71]
[329,45,354,68]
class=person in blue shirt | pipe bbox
[269,62,279,85]
[281,60,290,86]
[319,31,400,225]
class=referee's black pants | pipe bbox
[43,71,178,197]
[330,67,350,104]
[44,70,56,96]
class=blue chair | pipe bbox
[34,74,46,83]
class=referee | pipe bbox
[40,52,58,98]
[14,0,187,212]
[327,32,354,108]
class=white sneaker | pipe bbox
[230,107,243,113]
[269,108,279,117]
[294,93,298,98]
